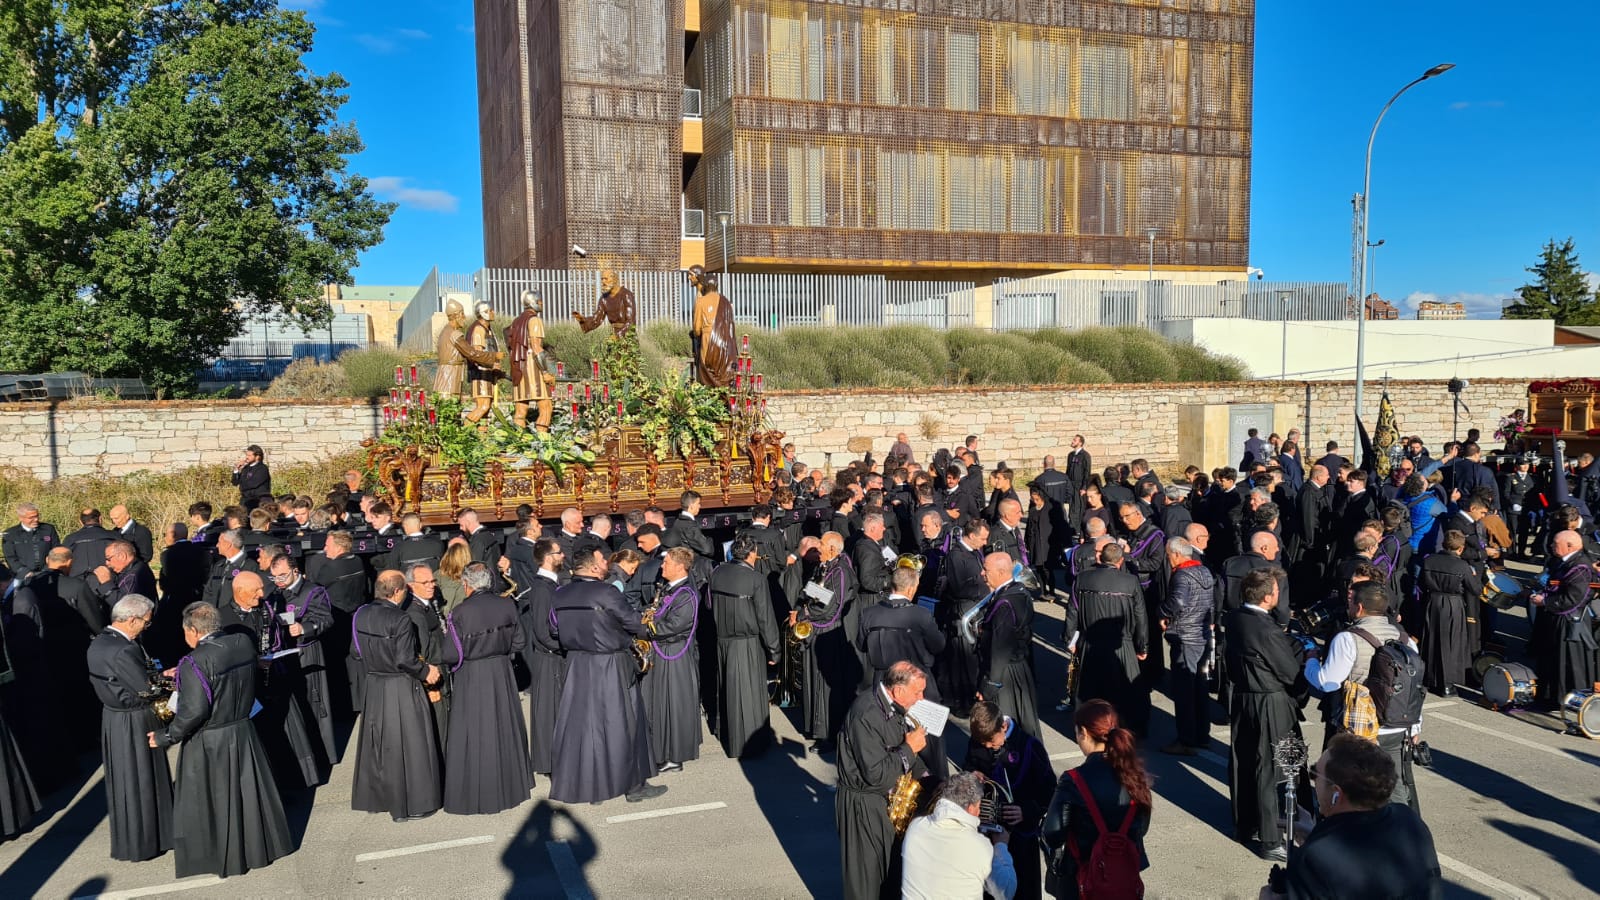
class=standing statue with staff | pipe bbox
[507,290,556,432]
[687,265,736,389]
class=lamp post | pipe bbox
[1366,238,1386,302]
[1146,227,1158,309]
[1277,290,1294,380]
[715,210,733,273]
[1353,63,1454,448]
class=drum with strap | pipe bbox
[1561,690,1600,739]
[1481,661,1537,710]
[1481,570,1523,611]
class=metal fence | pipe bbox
[989,277,1351,331]
[400,268,1351,339]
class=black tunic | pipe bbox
[36,570,107,750]
[403,593,452,762]
[313,552,369,717]
[1416,553,1480,691]
[0,609,39,841]
[156,631,292,878]
[442,591,533,814]
[936,539,987,712]
[708,562,780,758]
[836,684,926,900]
[351,601,441,818]
[516,573,566,774]
[277,577,338,765]
[219,599,325,788]
[2,522,59,580]
[1066,565,1149,732]
[796,556,859,740]
[860,595,948,777]
[1539,552,1600,702]
[977,582,1041,741]
[1223,605,1304,849]
[87,628,174,860]
[964,721,1056,900]
[550,577,655,802]
[643,579,704,764]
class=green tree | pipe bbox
[1502,237,1599,324]
[0,0,392,393]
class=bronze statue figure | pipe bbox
[433,299,501,400]
[507,290,555,432]
[464,301,505,427]
[574,269,637,338]
[687,265,735,389]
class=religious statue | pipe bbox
[433,299,502,401]
[464,301,505,427]
[687,265,735,389]
[507,290,556,432]
[573,269,637,338]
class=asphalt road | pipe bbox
[2,586,1597,899]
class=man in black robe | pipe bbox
[644,547,705,769]
[395,514,446,573]
[836,661,930,900]
[231,445,273,507]
[201,530,255,607]
[972,551,1040,740]
[0,589,40,840]
[795,531,860,751]
[1066,543,1149,733]
[861,565,947,779]
[708,538,780,759]
[442,563,533,814]
[31,546,107,752]
[149,601,292,878]
[1120,504,1167,678]
[936,519,989,715]
[456,509,505,591]
[91,539,158,612]
[352,570,442,821]
[269,553,338,765]
[108,504,155,563]
[965,701,1056,900]
[65,508,120,576]
[666,490,716,565]
[514,540,566,774]
[550,539,667,804]
[1224,569,1307,862]
[851,512,894,644]
[3,502,59,585]
[88,593,174,861]
[989,497,1028,567]
[218,571,325,788]
[314,530,368,718]
[403,564,452,759]
[1531,530,1600,706]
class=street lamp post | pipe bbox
[715,211,733,273]
[1366,238,1386,302]
[1353,63,1453,448]
[1277,290,1294,380]
[1146,227,1158,309]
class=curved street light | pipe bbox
[1352,63,1454,448]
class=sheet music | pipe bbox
[908,699,951,738]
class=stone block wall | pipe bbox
[0,379,1531,481]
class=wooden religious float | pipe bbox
[1520,378,1600,457]
[364,425,786,526]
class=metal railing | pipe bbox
[683,87,702,119]
[683,208,706,238]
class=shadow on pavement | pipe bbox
[739,736,842,899]
[1485,816,1600,887]
[0,775,108,897]
[1425,748,1595,843]
[500,799,596,900]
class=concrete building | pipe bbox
[1416,300,1466,320]
[477,0,1257,282]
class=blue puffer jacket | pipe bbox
[1160,560,1214,646]
[1405,492,1446,551]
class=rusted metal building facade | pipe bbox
[478,0,1254,278]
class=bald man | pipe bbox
[974,551,1039,740]
[219,570,327,788]
[107,504,155,562]
[1530,530,1600,704]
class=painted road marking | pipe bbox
[604,801,729,824]
[1437,853,1540,899]
[73,877,224,900]
[354,834,495,862]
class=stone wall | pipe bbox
[0,379,1529,481]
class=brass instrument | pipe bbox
[789,619,814,641]
[142,657,176,724]
[887,713,924,834]
[895,554,926,573]
[634,588,662,675]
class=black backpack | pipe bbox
[1350,626,1425,728]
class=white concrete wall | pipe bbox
[1161,318,1575,380]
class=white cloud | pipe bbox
[395,28,431,40]
[1402,290,1509,320]
[1447,100,1505,111]
[354,28,429,53]
[368,177,459,213]
[354,33,397,53]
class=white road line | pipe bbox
[1437,852,1540,899]
[545,840,596,900]
[73,877,225,900]
[353,833,495,862]
[1422,700,1456,710]
[1032,641,1071,659]
[1049,750,1084,761]
[1427,712,1573,759]
[604,801,728,824]
[1195,749,1229,768]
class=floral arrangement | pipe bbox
[1494,411,1529,443]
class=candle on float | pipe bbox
[419,392,428,408]
[382,407,391,424]
[728,394,738,411]
[741,334,750,354]
[556,361,565,378]
[390,388,399,405]
[400,407,409,423]
[755,374,764,392]
[584,382,592,402]
[591,360,600,379]
[403,389,412,406]
[394,366,404,385]
[410,364,419,385]
[428,408,438,426]
[571,402,579,419]
[602,383,610,403]
[735,374,742,392]
[616,400,625,418]
[760,397,768,415]
[567,382,575,399]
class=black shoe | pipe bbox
[1257,844,1288,863]
[1441,685,1456,698]
[1160,741,1196,757]
[625,783,668,803]
[659,761,683,774]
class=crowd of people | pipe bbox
[0,421,1594,898]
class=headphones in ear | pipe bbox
[1331,790,1341,805]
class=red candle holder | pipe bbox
[741,334,750,354]
[394,366,404,385]
[591,360,600,380]
[755,374,764,392]
[616,400,625,418]
[735,374,742,392]
[760,397,768,415]
[557,361,565,378]
[584,382,592,402]
[389,388,399,405]
[419,392,428,408]
[382,407,392,424]
[571,402,579,419]
[728,395,738,411]
[409,365,419,385]
[403,389,413,406]
[602,383,610,404]
[400,407,410,423]
[567,383,575,399]
[428,408,438,426]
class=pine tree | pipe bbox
[1502,238,1599,324]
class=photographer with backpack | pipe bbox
[1304,582,1425,815]
[1041,700,1151,899]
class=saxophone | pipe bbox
[634,585,663,675]
[887,713,923,834]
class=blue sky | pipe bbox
[298,2,1600,318]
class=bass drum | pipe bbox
[1471,647,1504,685]
[1481,661,1537,710]
[1561,690,1600,739]
[1481,570,1523,611]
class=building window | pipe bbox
[1079,42,1134,120]
[1008,33,1070,117]
[948,153,1005,232]
[946,29,981,112]
[1078,154,1126,236]
[878,149,945,231]
[1011,157,1044,233]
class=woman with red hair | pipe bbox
[1041,700,1153,899]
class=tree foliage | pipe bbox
[0,0,392,393]
[1502,238,1598,325]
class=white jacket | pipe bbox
[901,798,1017,900]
